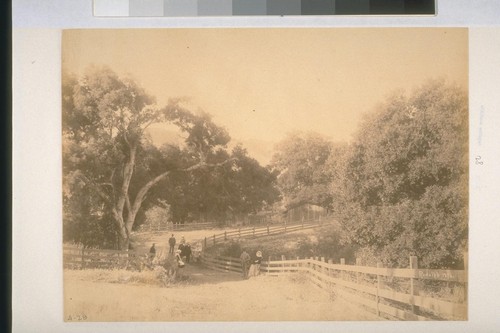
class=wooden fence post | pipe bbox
[376,262,382,317]
[281,255,286,273]
[213,234,216,246]
[296,256,300,270]
[253,227,255,237]
[356,258,362,284]
[224,231,227,241]
[267,256,271,275]
[321,257,326,276]
[327,259,332,277]
[204,237,207,249]
[238,228,241,238]
[410,256,419,315]
[340,258,345,281]
[267,224,270,235]
[80,248,85,269]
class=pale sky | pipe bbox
[62,28,468,165]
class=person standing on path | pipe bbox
[149,243,156,259]
[185,243,192,263]
[178,242,185,260]
[240,250,251,279]
[168,234,176,254]
[248,251,263,277]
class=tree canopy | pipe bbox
[331,80,468,268]
[161,145,279,224]
[270,132,333,210]
[63,66,237,249]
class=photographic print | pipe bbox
[62,28,468,321]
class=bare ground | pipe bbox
[64,263,380,322]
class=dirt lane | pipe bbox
[64,264,380,322]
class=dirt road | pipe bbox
[64,263,380,322]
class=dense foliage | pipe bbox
[63,66,278,248]
[161,145,280,225]
[331,80,468,268]
[271,132,333,209]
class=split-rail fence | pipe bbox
[200,253,467,321]
[201,219,332,250]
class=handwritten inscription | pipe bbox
[417,270,464,282]
[66,314,88,321]
[475,155,483,165]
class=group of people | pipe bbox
[147,234,193,267]
[148,234,262,278]
[169,234,192,262]
[240,249,263,279]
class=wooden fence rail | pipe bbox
[63,219,329,269]
[201,253,467,321]
[202,219,332,250]
[63,246,147,269]
[135,221,216,234]
[200,253,243,274]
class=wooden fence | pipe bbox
[202,219,332,250]
[135,221,215,234]
[201,253,467,321]
[200,253,243,274]
[63,246,148,270]
[63,219,329,269]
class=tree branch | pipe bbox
[141,116,159,131]
[74,173,113,204]
[123,131,130,146]
[127,157,237,231]
[182,157,237,172]
[125,194,132,216]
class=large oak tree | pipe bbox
[63,66,234,249]
[332,80,468,268]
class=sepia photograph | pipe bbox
[61,28,468,322]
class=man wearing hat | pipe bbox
[168,234,176,254]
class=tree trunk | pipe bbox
[114,157,236,249]
[113,143,137,250]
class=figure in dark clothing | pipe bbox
[149,243,156,259]
[240,250,251,279]
[248,251,262,277]
[169,234,176,254]
[184,243,192,263]
[178,243,185,258]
